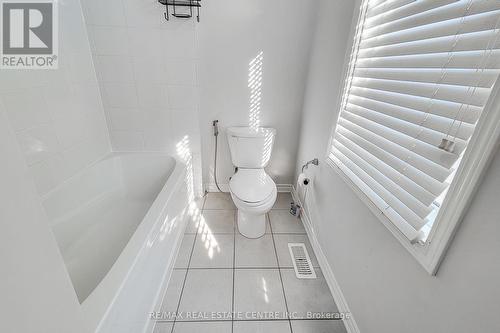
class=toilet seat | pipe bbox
[229,169,275,204]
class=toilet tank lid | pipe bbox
[229,169,275,203]
[227,127,276,138]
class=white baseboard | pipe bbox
[291,188,360,333]
[204,183,293,193]
[277,184,293,192]
[204,183,230,193]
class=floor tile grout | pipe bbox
[178,205,316,269]
[169,196,206,333]
[167,318,344,323]
[268,213,294,333]
[163,193,337,332]
[231,209,236,333]
[175,266,318,270]
[184,232,307,235]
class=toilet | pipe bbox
[227,127,277,238]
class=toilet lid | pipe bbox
[229,169,276,203]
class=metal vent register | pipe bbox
[288,243,316,279]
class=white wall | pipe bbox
[0,106,88,333]
[296,1,500,332]
[81,0,203,197]
[0,1,95,330]
[198,0,318,188]
[0,0,110,196]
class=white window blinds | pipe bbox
[329,0,500,242]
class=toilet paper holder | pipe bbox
[290,158,319,218]
[300,158,319,186]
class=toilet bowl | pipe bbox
[226,126,277,238]
[229,169,277,238]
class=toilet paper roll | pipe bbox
[297,173,308,204]
[297,172,308,186]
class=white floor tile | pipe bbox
[174,235,196,269]
[273,234,318,268]
[160,270,186,315]
[204,193,236,210]
[185,196,204,220]
[281,269,338,319]
[186,210,235,234]
[235,234,278,268]
[269,210,305,234]
[291,320,347,333]
[189,234,234,268]
[234,215,271,235]
[177,269,233,321]
[196,196,206,209]
[153,322,173,333]
[273,193,293,209]
[173,321,232,333]
[233,320,291,333]
[233,269,287,320]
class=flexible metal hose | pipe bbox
[213,127,223,192]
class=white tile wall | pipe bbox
[110,130,145,151]
[198,0,318,187]
[95,56,135,83]
[132,56,167,84]
[108,108,146,131]
[15,125,60,166]
[91,26,130,55]
[102,83,139,108]
[120,0,166,28]
[81,0,203,197]
[168,86,197,109]
[82,0,127,26]
[1,89,51,131]
[0,0,111,196]
[128,28,165,56]
[136,84,169,108]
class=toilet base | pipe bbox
[237,210,266,239]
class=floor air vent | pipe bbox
[288,243,316,279]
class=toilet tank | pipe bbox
[226,127,276,168]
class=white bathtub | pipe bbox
[42,153,191,333]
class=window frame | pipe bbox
[326,0,500,275]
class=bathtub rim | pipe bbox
[77,152,186,333]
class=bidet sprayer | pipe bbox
[212,120,219,137]
[302,158,319,173]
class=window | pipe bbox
[328,0,500,274]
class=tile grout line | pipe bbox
[169,195,206,333]
[165,194,338,329]
[231,209,236,333]
[162,318,343,323]
[268,212,294,333]
[184,232,306,235]
[175,266,319,270]
[167,194,298,331]
[194,209,291,213]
